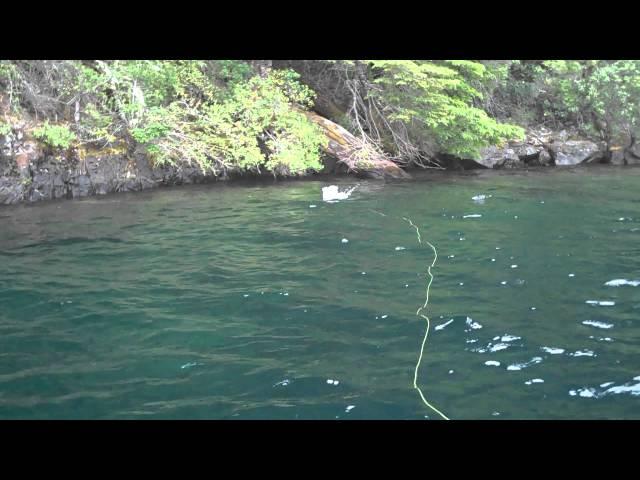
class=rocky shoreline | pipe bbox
[2,124,639,206]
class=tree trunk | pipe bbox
[302,109,410,179]
[250,60,272,78]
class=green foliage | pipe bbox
[32,122,76,149]
[129,67,325,175]
[0,121,11,136]
[367,60,524,158]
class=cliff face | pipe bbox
[0,135,229,205]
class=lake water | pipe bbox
[1,166,639,419]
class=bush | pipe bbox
[32,122,76,149]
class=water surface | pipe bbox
[1,166,639,419]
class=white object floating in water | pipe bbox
[274,379,291,387]
[395,246,406,251]
[582,320,613,329]
[500,281,508,285]
[341,238,349,244]
[605,279,640,287]
[459,282,464,286]
[463,214,482,218]
[511,265,518,269]
[466,316,483,330]
[568,273,575,277]
[322,185,357,202]
[435,318,454,331]
[243,294,250,297]
[491,258,496,262]
[345,405,356,413]
[530,307,537,311]
[381,315,388,319]
[484,360,501,367]
[449,370,455,374]
[309,204,317,208]
[541,347,565,355]
[472,194,492,202]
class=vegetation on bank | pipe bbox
[2,60,640,175]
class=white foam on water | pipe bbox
[463,214,482,218]
[273,379,291,387]
[579,388,597,398]
[541,347,565,355]
[466,317,483,330]
[395,246,406,251]
[472,194,491,201]
[586,300,616,306]
[435,319,454,331]
[501,335,521,342]
[181,362,201,369]
[490,343,510,352]
[525,379,544,385]
[507,356,542,371]
[605,383,640,395]
[570,350,596,357]
[493,336,500,341]
[484,360,501,367]
[605,279,640,287]
[466,339,478,344]
[582,320,613,329]
[600,382,614,388]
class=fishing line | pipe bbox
[401,216,450,420]
[343,188,450,418]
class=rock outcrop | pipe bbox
[478,126,605,169]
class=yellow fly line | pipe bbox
[402,217,450,421]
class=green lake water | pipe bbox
[1,166,640,419]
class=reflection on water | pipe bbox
[1,166,640,419]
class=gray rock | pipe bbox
[550,140,601,166]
